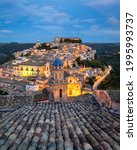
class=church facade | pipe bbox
[48,58,81,102]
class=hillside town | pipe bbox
[0,37,105,98]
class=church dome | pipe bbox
[53,58,63,67]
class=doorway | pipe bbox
[60,89,62,98]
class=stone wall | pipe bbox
[107,90,120,103]
[93,90,120,114]
[107,90,120,113]
[0,95,33,108]
[93,90,112,108]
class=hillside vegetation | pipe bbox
[0,43,34,64]
[84,43,120,90]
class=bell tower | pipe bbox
[50,58,67,102]
[53,59,64,81]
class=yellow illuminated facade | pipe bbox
[13,63,50,77]
[19,65,45,77]
[67,76,81,97]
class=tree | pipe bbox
[73,63,76,67]
[85,77,95,86]
[0,89,8,95]
[75,57,81,66]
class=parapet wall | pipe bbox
[93,90,112,108]
[93,90,120,112]
[107,90,120,113]
[0,95,33,108]
[107,90,120,103]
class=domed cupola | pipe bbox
[53,58,63,69]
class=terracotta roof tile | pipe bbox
[0,99,119,150]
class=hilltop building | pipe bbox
[54,37,82,43]
[34,40,41,48]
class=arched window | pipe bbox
[59,73,62,79]
[54,73,57,79]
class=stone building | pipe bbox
[13,61,50,78]
[47,58,82,101]
[54,37,82,43]
[67,76,81,97]
[26,83,39,92]
[0,78,28,93]
[48,58,68,102]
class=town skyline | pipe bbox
[0,0,120,43]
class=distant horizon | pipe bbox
[0,36,120,44]
[0,36,120,43]
[0,41,120,44]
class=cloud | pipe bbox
[35,25,63,31]
[79,24,119,37]
[0,30,13,33]
[0,2,70,26]
[100,28,119,36]
[72,18,96,25]
[34,25,65,36]
[0,0,24,4]
[81,18,96,24]
[0,0,120,42]
[20,5,70,24]
[73,24,82,28]
[85,0,119,7]
[107,17,119,25]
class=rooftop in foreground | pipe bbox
[0,97,120,150]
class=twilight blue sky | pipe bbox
[0,0,120,43]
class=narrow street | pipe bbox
[93,65,112,90]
